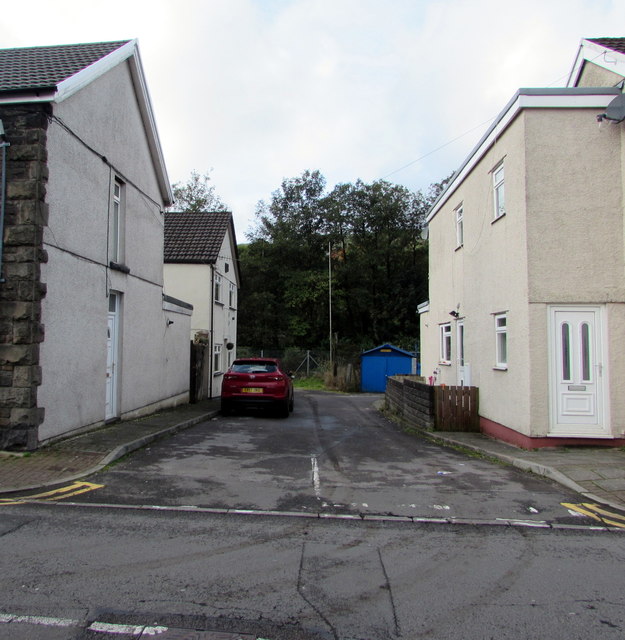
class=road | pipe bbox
[73,390,593,525]
[1,390,624,639]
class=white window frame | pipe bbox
[213,343,222,373]
[439,323,452,365]
[229,282,236,308]
[494,313,508,369]
[455,203,464,248]
[214,273,222,303]
[493,162,505,220]
[111,177,125,263]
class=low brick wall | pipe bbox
[385,376,435,431]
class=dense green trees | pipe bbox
[238,170,449,355]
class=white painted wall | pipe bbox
[38,59,189,442]
[163,224,240,398]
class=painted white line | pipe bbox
[0,614,79,627]
[88,621,168,635]
[311,455,321,498]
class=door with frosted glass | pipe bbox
[549,307,608,436]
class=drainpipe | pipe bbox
[0,120,10,283]
[209,263,215,399]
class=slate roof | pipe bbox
[588,38,625,55]
[164,211,233,263]
[0,41,130,93]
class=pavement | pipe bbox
[0,397,624,513]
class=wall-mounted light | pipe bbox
[449,310,459,318]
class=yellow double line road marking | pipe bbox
[0,482,103,505]
[562,502,625,529]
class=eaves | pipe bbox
[426,87,622,224]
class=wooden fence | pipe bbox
[386,376,479,433]
[434,385,479,432]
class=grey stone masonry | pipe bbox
[0,104,49,450]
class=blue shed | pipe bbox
[360,344,416,392]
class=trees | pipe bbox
[171,170,229,212]
[238,170,449,353]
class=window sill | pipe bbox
[491,212,506,225]
[493,366,508,371]
[109,261,130,274]
[438,362,452,367]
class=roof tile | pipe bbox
[0,41,130,93]
[164,211,232,263]
[587,38,625,55]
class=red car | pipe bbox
[220,358,294,417]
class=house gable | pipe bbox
[567,37,625,88]
[0,40,172,206]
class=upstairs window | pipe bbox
[111,178,125,263]
[214,273,222,303]
[493,163,505,220]
[229,282,236,308]
[455,203,464,248]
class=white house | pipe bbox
[419,38,625,449]
[0,40,192,449]
[164,211,240,398]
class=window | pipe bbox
[213,343,222,373]
[455,203,464,248]
[111,178,125,263]
[214,274,222,303]
[229,283,236,308]
[495,313,508,368]
[439,323,452,364]
[493,163,505,220]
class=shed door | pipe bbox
[549,306,608,437]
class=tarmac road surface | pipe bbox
[70,390,591,526]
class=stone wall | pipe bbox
[0,104,49,450]
[385,376,435,431]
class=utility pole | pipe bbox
[328,241,332,371]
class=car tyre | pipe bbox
[276,399,290,418]
[221,399,232,415]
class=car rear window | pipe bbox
[232,362,278,374]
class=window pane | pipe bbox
[581,323,591,382]
[561,323,571,381]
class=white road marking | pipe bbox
[0,614,79,627]
[311,455,321,498]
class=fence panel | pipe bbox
[434,385,479,432]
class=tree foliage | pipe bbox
[238,170,451,353]
[171,170,229,212]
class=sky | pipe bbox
[2,0,625,239]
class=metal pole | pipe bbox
[328,241,332,369]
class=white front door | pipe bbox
[549,306,609,437]
[105,294,119,420]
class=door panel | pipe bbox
[549,307,608,437]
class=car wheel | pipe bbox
[289,394,294,412]
[221,399,232,415]
[276,399,290,418]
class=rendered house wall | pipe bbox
[38,60,189,442]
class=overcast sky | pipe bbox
[2,0,625,238]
